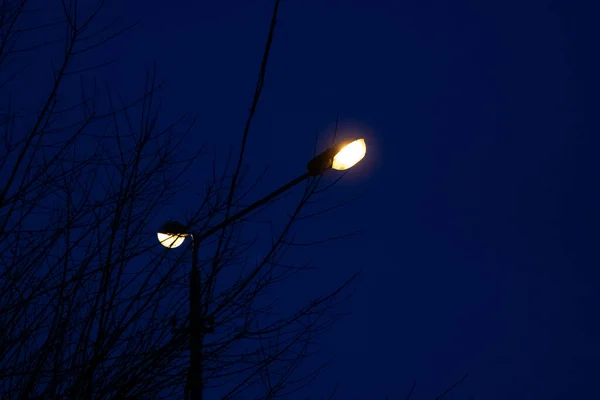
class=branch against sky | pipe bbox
[0,1,199,398]
[0,1,360,399]
[397,373,469,400]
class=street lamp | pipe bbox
[157,221,188,249]
[157,138,366,400]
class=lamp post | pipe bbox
[157,138,366,400]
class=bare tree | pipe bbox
[0,1,360,399]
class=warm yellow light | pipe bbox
[157,232,187,248]
[332,138,366,171]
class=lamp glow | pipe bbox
[157,232,187,248]
[332,138,366,171]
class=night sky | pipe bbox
[16,0,600,398]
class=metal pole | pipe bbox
[185,171,312,399]
[187,237,203,400]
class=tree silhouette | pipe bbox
[0,0,359,398]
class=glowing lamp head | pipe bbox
[306,138,367,176]
[157,221,189,249]
[157,232,187,248]
[332,138,366,171]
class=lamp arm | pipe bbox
[194,171,311,243]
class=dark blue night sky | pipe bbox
[12,0,600,398]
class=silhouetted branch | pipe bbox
[435,373,469,400]
[0,1,362,398]
[405,379,417,400]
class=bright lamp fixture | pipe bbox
[332,138,366,171]
[157,232,187,248]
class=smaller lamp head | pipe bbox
[157,221,189,249]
